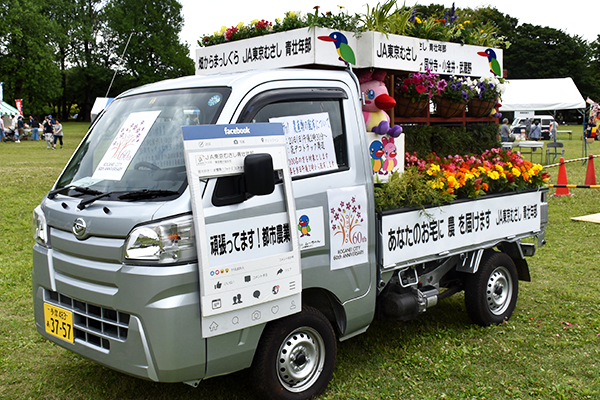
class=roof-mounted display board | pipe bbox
[195,27,502,78]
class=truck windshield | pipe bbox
[54,87,230,200]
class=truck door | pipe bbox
[232,83,377,337]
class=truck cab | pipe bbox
[32,69,376,397]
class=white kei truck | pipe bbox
[32,28,548,400]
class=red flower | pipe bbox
[415,84,426,94]
[401,85,409,92]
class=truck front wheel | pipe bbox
[464,252,518,326]
[252,306,337,400]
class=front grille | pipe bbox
[45,289,130,351]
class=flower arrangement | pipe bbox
[396,67,446,104]
[470,76,506,102]
[199,2,510,49]
[201,19,275,47]
[199,7,363,47]
[376,149,549,211]
[413,149,549,196]
[437,76,475,103]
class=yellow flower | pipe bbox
[458,24,464,29]
[275,18,281,23]
[480,29,484,33]
[288,11,296,18]
[488,171,500,180]
[447,175,458,188]
[512,167,521,177]
[250,19,259,26]
[237,22,244,29]
[464,20,471,24]
[220,26,227,34]
[337,5,345,9]
[415,17,422,24]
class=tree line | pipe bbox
[0,1,598,122]
[0,0,193,122]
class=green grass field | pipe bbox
[1,123,599,399]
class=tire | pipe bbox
[252,306,337,400]
[464,252,519,326]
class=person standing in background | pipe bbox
[499,118,510,142]
[43,116,54,149]
[0,116,5,142]
[524,117,532,137]
[29,115,39,141]
[529,120,541,141]
[16,115,24,142]
[549,119,558,140]
[52,119,63,149]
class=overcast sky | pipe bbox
[179,0,598,54]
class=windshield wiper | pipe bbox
[48,186,104,199]
[76,189,180,210]
[77,191,115,210]
[118,189,180,201]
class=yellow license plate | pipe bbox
[43,303,74,343]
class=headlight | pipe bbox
[32,205,48,247]
[124,214,196,264]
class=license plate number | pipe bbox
[44,303,74,343]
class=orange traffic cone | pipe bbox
[553,157,572,197]
[585,155,596,185]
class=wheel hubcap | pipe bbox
[486,266,512,315]
[277,327,325,392]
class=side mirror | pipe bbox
[244,153,275,196]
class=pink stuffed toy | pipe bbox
[359,70,403,138]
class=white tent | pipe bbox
[500,77,586,112]
[0,101,19,116]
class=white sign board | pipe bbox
[92,111,160,180]
[381,191,542,268]
[357,31,502,78]
[327,186,369,270]
[296,207,325,251]
[270,112,338,177]
[183,123,301,338]
[196,27,502,78]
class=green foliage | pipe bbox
[0,0,62,115]
[404,123,499,158]
[374,166,454,211]
[198,2,510,49]
[103,0,194,90]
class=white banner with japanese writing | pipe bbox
[327,186,369,270]
[270,112,338,178]
[195,27,502,77]
[381,191,542,268]
[358,31,502,78]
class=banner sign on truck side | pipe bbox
[183,123,301,338]
[380,190,543,269]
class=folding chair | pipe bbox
[546,142,564,165]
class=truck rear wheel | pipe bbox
[464,252,518,326]
[252,306,337,400]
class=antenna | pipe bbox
[105,31,134,98]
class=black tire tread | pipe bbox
[252,305,337,400]
[464,251,518,326]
